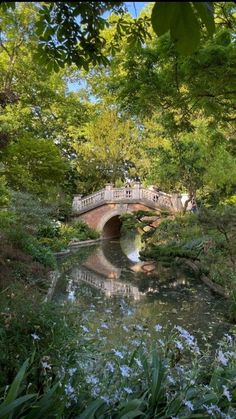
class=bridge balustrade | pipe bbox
[72,185,180,213]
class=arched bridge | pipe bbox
[72,183,183,238]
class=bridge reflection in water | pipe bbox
[68,265,145,300]
[65,236,193,302]
[65,235,146,300]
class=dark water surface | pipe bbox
[53,234,232,347]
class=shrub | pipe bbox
[22,236,56,268]
[0,175,10,207]
[37,220,61,239]
[72,221,99,240]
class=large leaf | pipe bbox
[0,395,36,418]
[76,399,106,419]
[193,2,215,36]
[170,3,200,55]
[150,347,165,408]
[151,2,177,36]
[3,359,29,415]
[151,2,215,55]
[118,399,144,417]
[24,383,60,419]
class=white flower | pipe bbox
[175,340,184,351]
[167,375,175,384]
[184,400,194,411]
[31,333,40,341]
[131,339,141,346]
[217,350,228,366]
[176,366,185,374]
[106,361,115,373]
[155,324,163,332]
[224,333,233,344]
[203,404,221,415]
[80,325,89,333]
[127,309,133,316]
[158,339,165,347]
[120,365,131,377]
[223,385,232,401]
[41,361,51,370]
[91,386,100,397]
[65,383,74,396]
[124,387,133,394]
[86,375,99,385]
[123,325,129,332]
[134,357,142,368]
[175,326,199,352]
[101,395,110,404]
[112,349,124,359]
[101,322,109,329]
[68,368,77,376]
[136,325,143,331]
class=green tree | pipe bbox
[0,3,92,200]
[82,3,236,202]
[73,109,145,193]
[3,137,69,200]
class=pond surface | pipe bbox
[53,234,231,347]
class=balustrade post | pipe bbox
[72,194,82,212]
[132,181,141,200]
[171,193,183,212]
[104,183,113,200]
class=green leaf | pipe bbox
[76,399,106,419]
[119,410,145,419]
[0,395,36,418]
[193,2,215,36]
[150,347,164,407]
[151,2,202,55]
[42,25,54,41]
[119,399,143,415]
[0,2,15,11]
[24,383,59,419]
[4,359,29,411]
[151,2,177,36]
[170,3,200,55]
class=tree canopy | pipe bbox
[0,2,235,206]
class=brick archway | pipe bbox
[96,206,130,239]
[102,215,122,239]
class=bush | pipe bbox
[37,220,61,239]
[72,221,100,240]
[22,236,56,268]
[0,175,10,207]
[38,236,69,252]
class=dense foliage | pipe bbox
[0,283,236,418]
[0,2,235,417]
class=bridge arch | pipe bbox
[97,207,131,239]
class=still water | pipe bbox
[53,234,231,346]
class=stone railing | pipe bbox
[72,183,183,213]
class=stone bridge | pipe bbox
[72,183,183,238]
